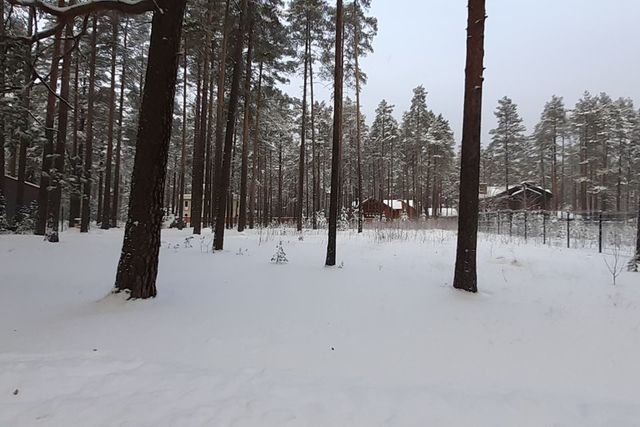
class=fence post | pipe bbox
[524,211,528,242]
[543,211,547,245]
[598,211,603,253]
[497,211,501,234]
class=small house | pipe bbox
[481,182,552,211]
[360,198,417,219]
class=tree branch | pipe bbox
[6,0,159,43]
[6,0,159,18]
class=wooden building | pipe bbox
[360,198,417,219]
[2,175,40,219]
[481,182,552,211]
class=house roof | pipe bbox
[488,182,552,200]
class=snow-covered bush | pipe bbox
[316,211,327,228]
[14,201,38,235]
[271,241,288,264]
[338,207,349,231]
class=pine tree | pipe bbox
[325,0,344,267]
[453,0,486,293]
[487,96,527,190]
[531,95,567,210]
[368,100,399,214]
[214,0,250,250]
[399,86,434,216]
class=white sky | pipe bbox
[285,0,640,145]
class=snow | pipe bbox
[1,227,640,426]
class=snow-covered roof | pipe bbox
[384,200,415,210]
[480,186,506,199]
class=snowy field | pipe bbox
[1,227,640,426]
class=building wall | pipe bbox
[3,176,39,219]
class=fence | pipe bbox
[478,211,638,255]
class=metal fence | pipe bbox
[478,211,638,255]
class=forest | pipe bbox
[1,1,640,424]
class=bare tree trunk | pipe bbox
[190,3,214,235]
[178,42,188,224]
[36,12,64,236]
[114,0,187,299]
[238,20,254,232]
[453,0,486,293]
[212,0,232,229]
[47,13,75,242]
[204,45,216,228]
[15,10,34,218]
[297,19,310,232]
[354,0,363,233]
[68,42,82,227]
[97,166,103,221]
[100,14,119,230]
[112,17,129,227]
[213,0,249,250]
[81,16,98,233]
[310,56,319,230]
[0,0,6,212]
[325,0,344,266]
[248,61,263,229]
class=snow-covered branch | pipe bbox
[6,0,158,18]
[6,0,158,43]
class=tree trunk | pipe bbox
[238,20,254,232]
[0,0,6,212]
[203,44,216,228]
[248,61,263,229]
[36,13,64,236]
[310,55,319,230]
[68,42,82,228]
[325,0,344,266]
[114,0,187,299]
[453,0,486,293]
[112,17,129,227]
[354,0,363,233]
[178,42,188,223]
[100,14,119,230]
[47,15,74,242]
[191,0,215,234]
[81,16,98,233]
[15,10,34,218]
[212,0,232,228]
[297,19,310,232]
[213,0,249,250]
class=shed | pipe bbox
[481,182,552,211]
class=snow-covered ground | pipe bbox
[1,227,639,426]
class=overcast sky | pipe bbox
[287,0,640,145]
